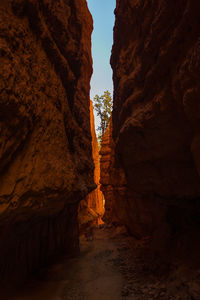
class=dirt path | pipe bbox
[5,226,124,300]
[2,225,200,300]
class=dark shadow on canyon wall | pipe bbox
[0,0,94,284]
[101,0,200,261]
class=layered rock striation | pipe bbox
[107,0,200,244]
[100,121,115,222]
[100,119,126,225]
[0,0,93,283]
[79,101,104,233]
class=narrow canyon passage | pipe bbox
[1,0,200,299]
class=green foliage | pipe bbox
[93,90,112,142]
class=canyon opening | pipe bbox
[0,0,200,299]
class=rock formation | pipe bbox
[0,0,94,283]
[100,119,126,225]
[102,0,200,248]
[100,121,114,222]
[79,101,104,233]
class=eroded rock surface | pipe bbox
[0,0,93,283]
[100,119,127,225]
[79,101,104,233]
[100,121,115,222]
[109,0,200,245]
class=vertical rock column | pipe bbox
[103,0,200,245]
[100,119,126,225]
[79,101,104,233]
[0,0,94,283]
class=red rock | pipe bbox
[88,101,104,216]
[0,0,93,283]
[109,0,200,239]
[79,101,104,233]
[100,119,127,225]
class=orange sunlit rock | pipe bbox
[88,100,104,216]
[0,0,93,283]
[79,101,104,233]
[100,119,127,225]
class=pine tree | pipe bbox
[93,90,112,142]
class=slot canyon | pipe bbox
[0,0,200,299]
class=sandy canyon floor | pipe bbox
[2,225,200,300]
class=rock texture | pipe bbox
[79,101,104,233]
[0,0,94,283]
[100,121,115,222]
[108,0,200,244]
[100,119,126,225]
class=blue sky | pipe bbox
[87,0,115,129]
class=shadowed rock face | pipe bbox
[0,0,93,283]
[109,0,200,242]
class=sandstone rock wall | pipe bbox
[100,121,115,222]
[100,119,126,225]
[79,101,104,233]
[0,0,93,283]
[87,101,104,216]
[109,0,200,242]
